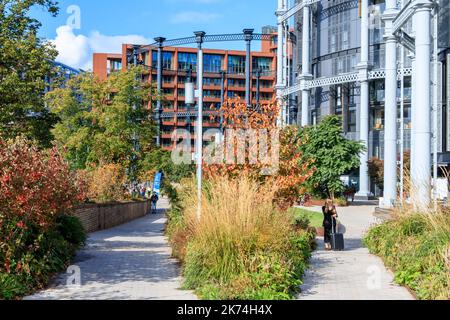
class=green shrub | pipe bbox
[56,215,87,247]
[0,215,86,300]
[364,211,450,300]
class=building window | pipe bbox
[152,51,174,70]
[252,79,273,88]
[335,86,343,115]
[203,77,222,86]
[178,76,197,84]
[227,91,245,99]
[252,57,273,76]
[370,80,385,103]
[178,52,197,71]
[228,55,246,75]
[371,108,384,130]
[204,90,221,99]
[399,104,412,130]
[204,54,223,73]
[346,85,357,132]
[228,78,245,87]
[163,102,174,110]
[369,45,386,69]
[107,59,122,74]
[163,76,173,84]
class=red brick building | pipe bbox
[93,39,279,150]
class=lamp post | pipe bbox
[243,29,254,107]
[195,31,205,221]
[220,70,226,134]
[154,37,166,147]
[256,67,261,107]
[185,66,194,142]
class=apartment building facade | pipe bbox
[93,43,277,151]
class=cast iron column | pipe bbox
[356,0,371,199]
[382,0,399,208]
[244,29,254,106]
[195,31,205,220]
[154,37,166,147]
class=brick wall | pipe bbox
[73,200,152,233]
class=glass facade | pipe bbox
[203,77,222,86]
[152,51,174,70]
[228,55,246,74]
[252,57,273,75]
[178,52,197,71]
[228,78,246,87]
[204,54,223,73]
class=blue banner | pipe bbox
[153,171,163,197]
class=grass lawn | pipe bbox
[291,208,324,228]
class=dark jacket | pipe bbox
[322,205,338,229]
[151,194,159,203]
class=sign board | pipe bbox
[152,171,164,197]
[340,175,350,187]
[185,82,195,104]
[434,178,449,200]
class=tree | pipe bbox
[0,0,60,147]
[46,67,157,181]
[204,98,312,209]
[368,150,411,195]
[298,115,365,199]
[368,157,384,191]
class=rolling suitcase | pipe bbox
[331,218,344,251]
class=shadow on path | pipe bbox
[25,202,197,301]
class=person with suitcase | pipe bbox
[322,199,339,251]
[150,192,159,214]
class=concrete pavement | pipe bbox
[297,202,414,300]
[25,198,197,300]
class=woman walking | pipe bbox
[322,199,338,250]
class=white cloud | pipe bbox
[51,25,150,71]
[170,11,221,24]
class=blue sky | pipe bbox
[32,0,278,70]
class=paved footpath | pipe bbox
[297,202,414,300]
[25,198,197,300]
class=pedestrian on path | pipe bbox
[322,199,338,251]
[150,192,159,214]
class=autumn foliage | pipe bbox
[81,163,128,203]
[204,98,313,209]
[0,137,86,294]
[0,137,86,231]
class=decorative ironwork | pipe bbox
[280,0,320,23]
[280,68,414,96]
[307,72,359,89]
[319,0,359,22]
[161,110,220,119]
[393,0,414,33]
[146,33,295,48]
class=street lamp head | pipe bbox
[154,37,166,47]
[243,28,254,41]
[194,31,206,45]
